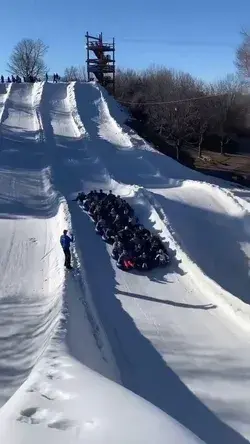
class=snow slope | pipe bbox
[72,82,250,443]
[0,81,204,444]
[1,81,250,443]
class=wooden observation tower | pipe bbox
[86,32,115,93]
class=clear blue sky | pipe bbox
[0,0,249,82]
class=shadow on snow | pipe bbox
[151,192,250,305]
[70,206,248,444]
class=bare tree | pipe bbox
[192,97,217,157]
[164,102,198,160]
[8,38,48,78]
[115,68,141,101]
[115,66,248,160]
[236,30,250,80]
[209,75,245,154]
[214,73,245,95]
[64,65,87,82]
[209,94,235,154]
[77,65,87,81]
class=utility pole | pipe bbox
[85,32,116,94]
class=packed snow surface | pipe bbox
[0,81,250,443]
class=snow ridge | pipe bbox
[97,89,133,148]
[32,82,45,142]
[67,82,86,138]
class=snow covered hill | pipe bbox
[0,81,250,443]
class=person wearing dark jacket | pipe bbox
[135,252,150,270]
[95,218,106,234]
[98,189,106,200]
[83,197,92,211]
[74,192,86,204]
[60,230,74,269]
[88,201,96,216]
[104,190,116,204]
[118,226,133,244]
[155,249,169,266]
[112,239,123,259]
[93,205,102,222]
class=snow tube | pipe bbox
[95,227,103,235]
[116,262,129,271]
[116,260,134,271]
[83,203,89,211]
[102,235,114,245]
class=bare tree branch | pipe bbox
[115,67,246,159]
[235,30,250,80]
[63,66,87,82]
[7,38,48,79]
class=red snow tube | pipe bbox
[124,260,134,269]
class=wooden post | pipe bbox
[86,32,90,82]
[113,37,116,95]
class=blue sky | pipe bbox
[0,0,249,82]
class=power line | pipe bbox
[115,37,236,49]
[119,93,227,106]
[103,35,236,48]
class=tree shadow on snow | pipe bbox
[0,294,62,408]
[1,125,43,143]
[118,290,217,310]
[0,136,62,219]
[0,83,9,95]
[69,205,248,444]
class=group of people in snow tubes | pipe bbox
[75,190,170,272]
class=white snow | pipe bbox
[0,80,250,443]
[0,83,11,123]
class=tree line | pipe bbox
[114,67,249,160]
[112,31,250,160]
[4,33,250,161]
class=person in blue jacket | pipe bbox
[60,229,74,269]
